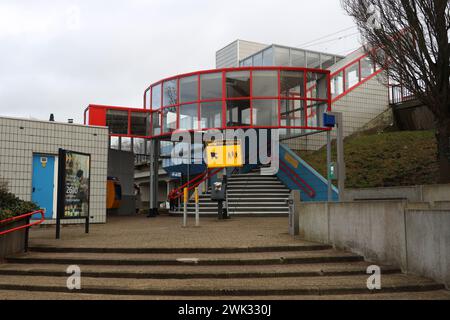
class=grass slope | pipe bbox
[300,130,439,188]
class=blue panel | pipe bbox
[277,144,339,202]
[32,155,55,219]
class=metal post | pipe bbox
[326,130,333,202]
[194,187,200,227]
[330,112,346,201]
[183,187,188,227]
[148,139,160,217]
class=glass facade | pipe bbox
[239,45,343,70]
[200,72,222,100]
[253,99,278,126]
[201,101,222,129]
[89,66,332,138]
[179,103,198,130]
[226,71,251,98]
[180,75,198,103]
[130,112,150,136]
[252,70,278,97]
[106,110,128,134]
[163,80,177,106]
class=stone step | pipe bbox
[0,274,443,297]
[6,250,364,266]
[2,289,450,300]
[0,262,400,279]
[28,244,330,254]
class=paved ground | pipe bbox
[29,215,307,249]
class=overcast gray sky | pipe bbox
[0,0,360,123]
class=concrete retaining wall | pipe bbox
[0,221,27,260]
[297,200,450,289]
[344,184,450,203]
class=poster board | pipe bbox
[56,149,91,239]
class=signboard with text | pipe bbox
[56,149,91,239]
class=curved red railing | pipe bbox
[168,167,223,200]
[279,160,316,198]
[0,210,45,236]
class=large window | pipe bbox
[281,100,305,128]
[106,110,128,134]
[331,71,344,98]
[307,72,328,100]
[252,100,278,127]
[180,76,198,103]
[179,103,198,130]
[151,84,161,109]
[130,112,150,136]
[162,107,177,133]
[226,100,251,127]
[262,48,274,66]
[201,73,222,100]
[163,80,177,106]
[345,63,360,89]
[361,56,374,79]
[201,102,223,129]
[152,111,161,136]
[307,52,320,69]
[291,50,306,67]
[252,70,278,97]
[321,55,335,69]
[253,52,263,66]
[226,71,250,98]
[280,71,304,98]
[274,47,290,66]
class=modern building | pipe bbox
[83,38,392,215]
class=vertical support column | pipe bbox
[148,139,160,217]
[326,130,333,202]
[330,112,345,201]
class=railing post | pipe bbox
[24,215,31,252]
[194,187,200,227]
[183,187,188,228]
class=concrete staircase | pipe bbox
[0,244,448,299]
[184,171,290,216]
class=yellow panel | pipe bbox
[206,141,243,168]
[284,153,299,169]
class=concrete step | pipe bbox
[227,207,289,212]
[2,289,450,300]
[6,250,364,266]
[0,262,400,279]
[0,274,443,297]
[27,244,332,254]
[228,190,290,194]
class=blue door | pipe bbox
[32,155,55,219]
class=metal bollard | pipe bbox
[194,187,200,227]
[183,187,188,227]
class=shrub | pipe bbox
[0,181,39,221]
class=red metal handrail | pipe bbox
[0,210,45,236]
[279,161,316,198]
[168,167,223,200]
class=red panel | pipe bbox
[88,107,107,127]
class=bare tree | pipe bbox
[341,0,450,182]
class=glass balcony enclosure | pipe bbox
[88,66,332,139]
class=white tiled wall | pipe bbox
[0,117,109,224]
